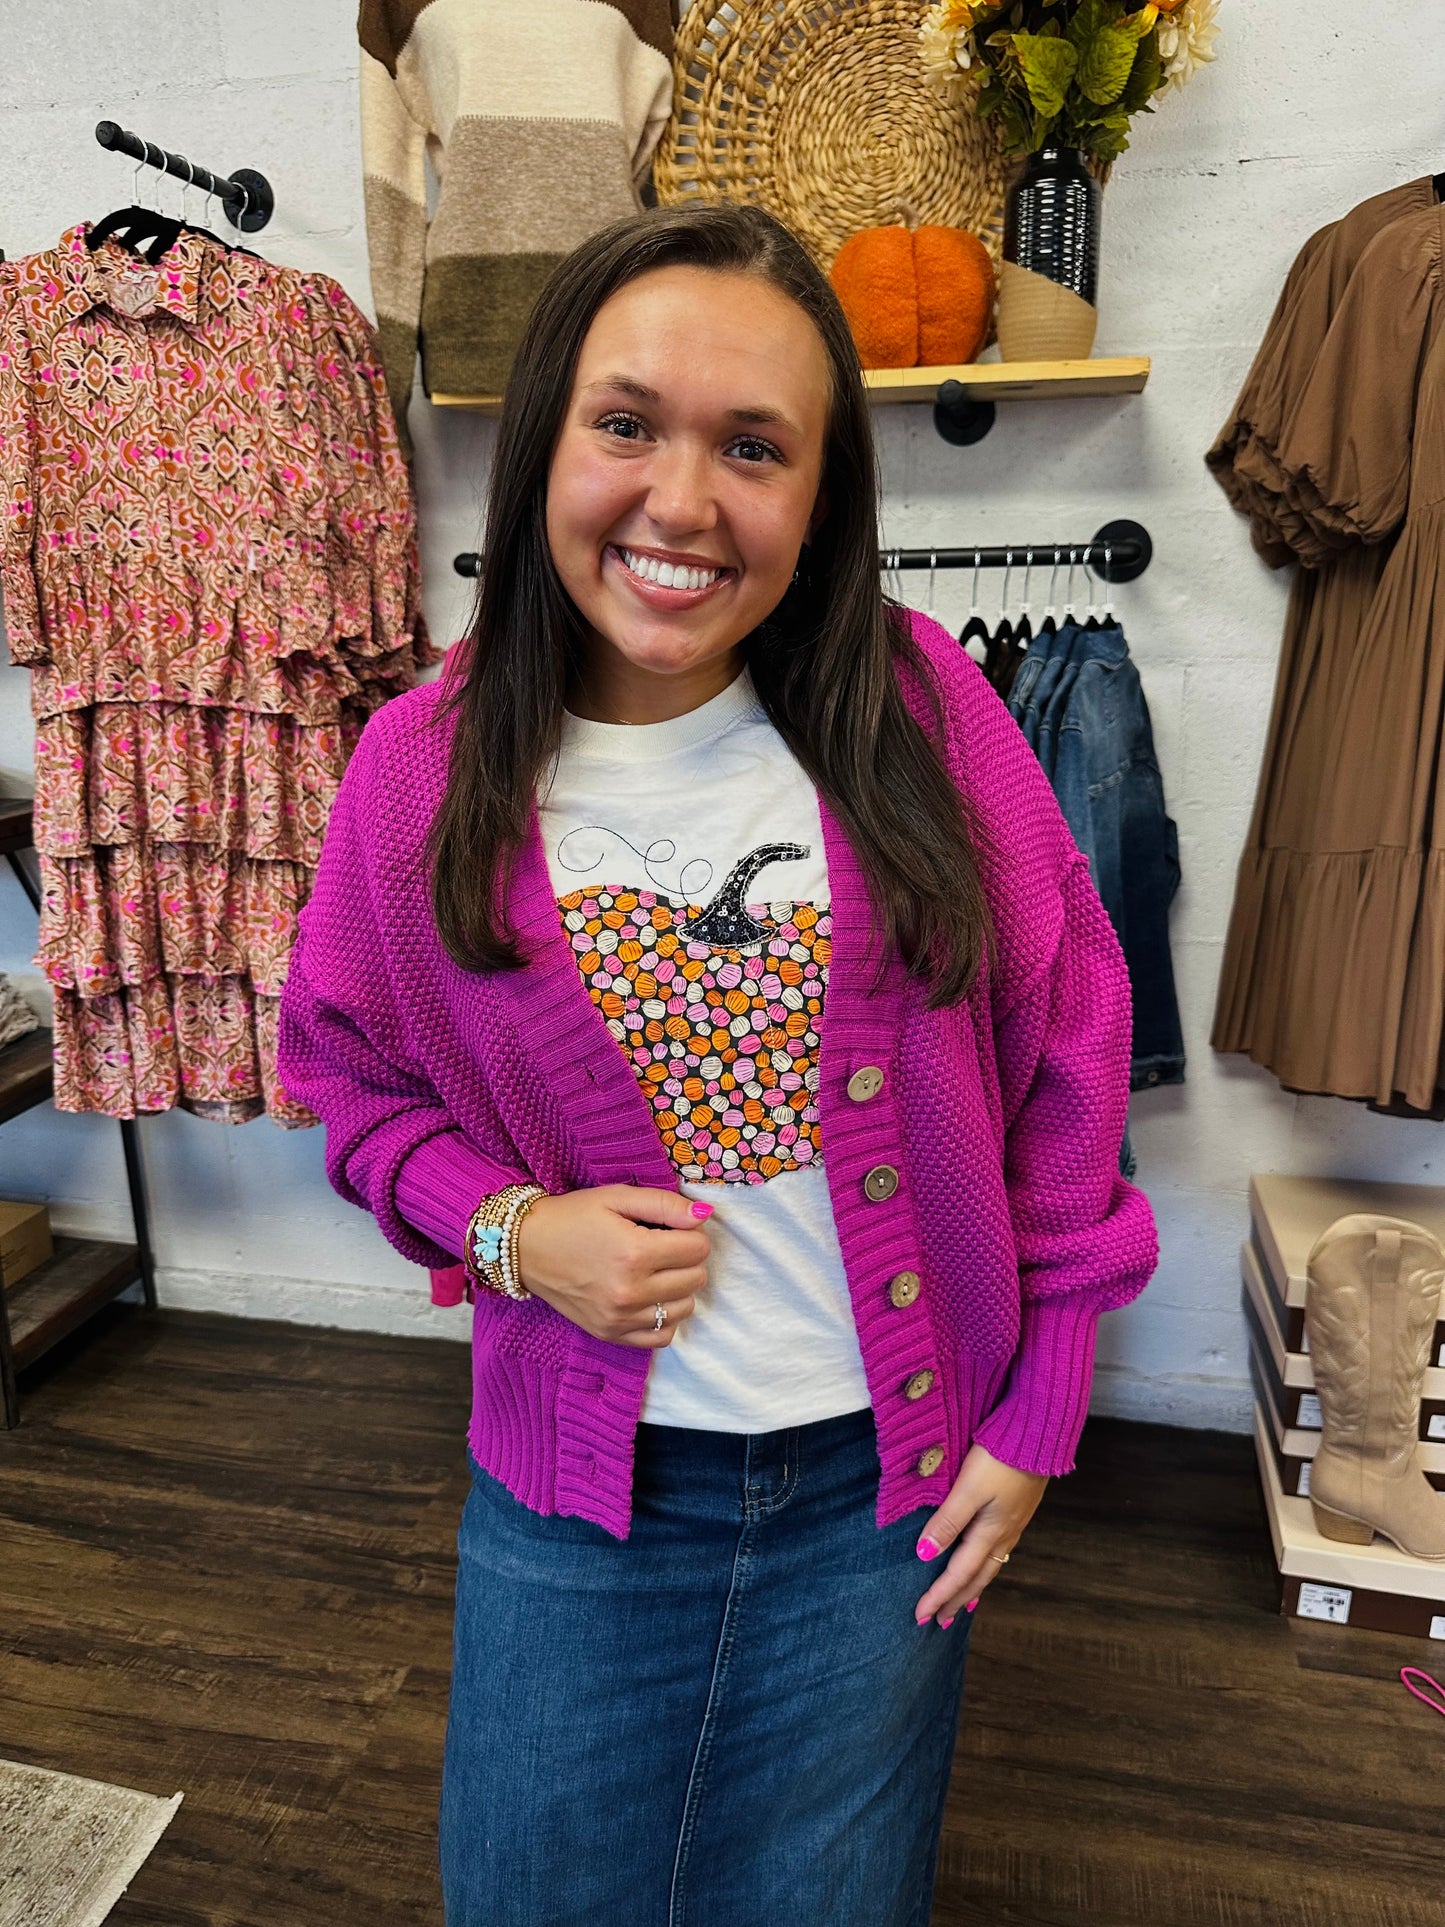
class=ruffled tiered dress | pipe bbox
[1206,179,1443,1106]
[0,226,434,1123]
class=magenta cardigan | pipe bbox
[277,610,1157,1538]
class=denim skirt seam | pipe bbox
[669,1516,757,1925]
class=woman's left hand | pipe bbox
[913,1443,1049,1628]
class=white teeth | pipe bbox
[621,549,720,591]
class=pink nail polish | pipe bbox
[966,1599,980,1614]
[939,1615,955,1630]
[690,1202,714,1220]
[916,1537,940,1561]
[915,1612,931,1626]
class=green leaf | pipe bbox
[1119,29,1162,112]
[1085,111,1133,161]
[1076,22,1141,105]
[1011,31,1079,118]
[1066,0,1115,52]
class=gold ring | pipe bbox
[989,1551,1010,1565]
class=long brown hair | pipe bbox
[427,203,992,1007]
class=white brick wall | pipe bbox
[2,1,1440,1421]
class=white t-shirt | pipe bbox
[539,668,870,1432]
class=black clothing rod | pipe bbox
[453,519,1153,585]
[94,119,275,234]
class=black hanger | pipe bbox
[86,204,182,263]
[984,613,1015,689]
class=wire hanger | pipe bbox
[87,135,183,262]
[1040,547,1061,638]
[959,548,990,658]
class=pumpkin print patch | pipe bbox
[559,842,829,1184]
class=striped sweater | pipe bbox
[358,0,676,452]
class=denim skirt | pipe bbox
[439,1406,973,1927]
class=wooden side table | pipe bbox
[0,796,156,1426]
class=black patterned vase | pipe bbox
[1003,143,1101,304]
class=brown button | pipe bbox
[917,1445,945,1478]
[863,1164,899,1202]
[889,1270,921,1308]
[847,1065,885,1103]
[904,1369,935,1401]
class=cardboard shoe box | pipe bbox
[0,1199,52,1291]
[1252,1404,1445,1640]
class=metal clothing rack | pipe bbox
[451,518,1153,584]
[94,119,274,234]
[0,801,156,1429]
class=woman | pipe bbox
[278,203,1156,1927]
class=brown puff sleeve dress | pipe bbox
[1208,179,1441,1099]
[1256,201,1445,1110]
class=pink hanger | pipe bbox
[1400,1667,1445,1718]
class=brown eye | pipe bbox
[597,412,649,441]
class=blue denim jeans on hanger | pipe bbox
[1008,621,1185,1097]
[439,1408,973,1927]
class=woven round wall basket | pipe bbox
[653,0,1010,275]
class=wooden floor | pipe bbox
[2,1308,1441,1927]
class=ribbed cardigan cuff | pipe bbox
[972,1294,1101,1478]
[394,1130,526,1260]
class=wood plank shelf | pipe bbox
[430,356,1151,417]
[0,1027,53,1127]
[863,355,1150,404]
[6,1236,143,1368]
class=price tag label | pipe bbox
[1297,1393,1323,1429]
[1297,1459,1312,1496]
[1429,1414,1445,1441]
[1297,1583,1352,1624]
[1438,1342,1445,1369]
[1430,1616,1445,1641]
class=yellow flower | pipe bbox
[920,2,982,104]
[1157,0,1220,88]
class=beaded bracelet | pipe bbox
[464,1182,545,1301]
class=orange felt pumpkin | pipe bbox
[830,224,996,371]
[914,226,995,366]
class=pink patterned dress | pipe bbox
[0,225,435,1123]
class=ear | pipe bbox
[806,483,830,545]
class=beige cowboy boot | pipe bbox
[1305,1214,1445,1560]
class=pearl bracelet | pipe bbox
[464,1182,544,1301]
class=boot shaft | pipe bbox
[1305,1215,1445,1469]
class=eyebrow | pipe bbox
[580,375,802,434]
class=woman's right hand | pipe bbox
[515,1185,713,1348]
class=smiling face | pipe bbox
[545,264,832,723]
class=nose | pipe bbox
[642,436,719,539]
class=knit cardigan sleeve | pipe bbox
[904,610,1157,1476]
[276,714,529,1275]
[972,848,1158,1474]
